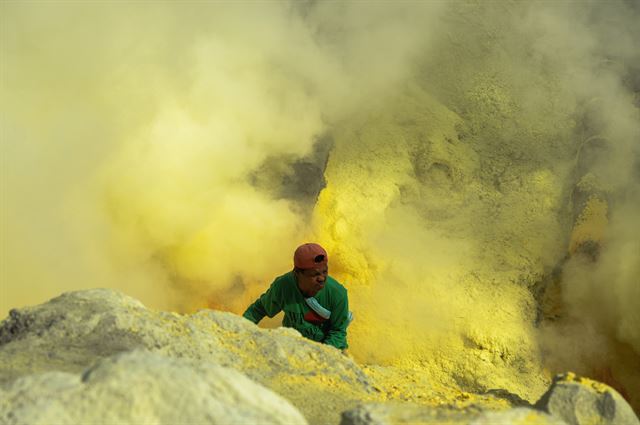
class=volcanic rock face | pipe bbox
[1,289,638,425]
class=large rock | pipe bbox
[0,289,372,424]
[0,350,307,425]
[470,408,567,425]
[534,372,639,425]
[340,403,565,425]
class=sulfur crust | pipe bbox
[311,85,556,403]
[569,196,608,254]
[562,372,611,395]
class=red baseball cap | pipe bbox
[293,243,328,269]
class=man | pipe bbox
[243,243,351,350]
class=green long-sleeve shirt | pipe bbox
[243,271,349,350]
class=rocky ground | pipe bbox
[1,289,637,425]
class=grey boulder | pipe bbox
[534,372,639,425]
[0,288,371,424]
[0,350,307,425]
[0,288,370,390]
[470,407,567,424]
[340,403,565,425]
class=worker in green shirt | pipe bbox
[243,243,352,350]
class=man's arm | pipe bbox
[242,279,283,324]
[323,290,349,350]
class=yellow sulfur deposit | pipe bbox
[313,87,551,402]
[569,196,608,254]
[562,372,611,395]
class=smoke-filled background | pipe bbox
[1,0,639,408]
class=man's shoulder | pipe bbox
[271,271,295,289]
[274,270,294,281]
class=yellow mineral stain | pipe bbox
[569,196,608,254]
[563,372,612,395]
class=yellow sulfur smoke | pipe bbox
[0,0,445,314]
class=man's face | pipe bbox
[296,265,328,297]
